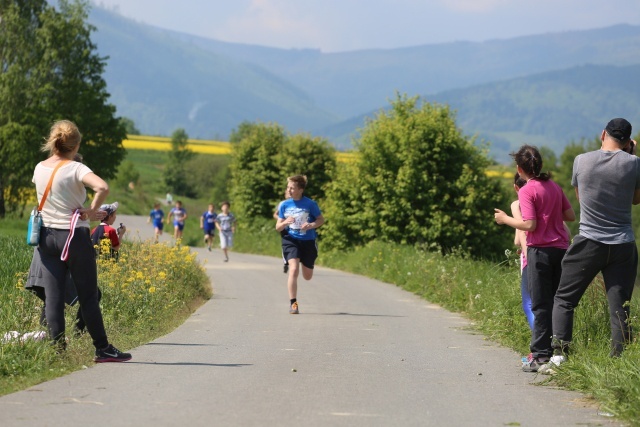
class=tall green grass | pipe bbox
[0,235,211,396]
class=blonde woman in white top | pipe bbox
[32,120,131,362]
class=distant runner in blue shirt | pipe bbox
[147,202,165,243]
[275,175,325,315]
[167,200,187,241]
[200,203,217,252]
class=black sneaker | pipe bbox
[95,344,132,363]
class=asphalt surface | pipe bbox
[0,215,621,426]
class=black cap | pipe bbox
[605,118,632,141]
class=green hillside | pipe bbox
[89,7,338,139]
[177,24,640,117]
[321,64,640,162]
[433,63,640,161]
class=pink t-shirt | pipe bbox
[518,179,571,249]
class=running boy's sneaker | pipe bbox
[522,357,549,372]
[289,301,299,314]
[95,344,132,363]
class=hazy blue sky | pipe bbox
[93,0,640,52]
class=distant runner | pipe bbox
[167,200,187,240]
[148,202,165,243]
[200,203,217,251]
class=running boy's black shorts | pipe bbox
[281,235,318,269]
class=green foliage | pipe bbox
[280,134,336,200]
[431,64,640,162]
[229,121,255,143]
[164,128,195,197]
[322,94,511,257]
[114,161,140,191]
[120,117,140,135]
[229,122,336,219]
[40,0,127,179]
[0,0,126,216]
[0,123,42,217]
[539,145,558,172]
[184,155,231,205]
[230,123,284,218]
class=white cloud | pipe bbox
[212,0,324,49]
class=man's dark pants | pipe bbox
[552,235,637,357]
[527,246,566,359]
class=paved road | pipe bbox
[0,215,619,426]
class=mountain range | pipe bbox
[88,6,640,161]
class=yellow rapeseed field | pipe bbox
[123,135,358,162]
[122,135,507,178]
[485,170,514,179]
[123,135,231,155]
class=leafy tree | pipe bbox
[114,161,140,191]
[38,0,126,181]
[164,128,194,197]
[229,121,257,143]
[0,0,49,217]
[228,123,338,220]
[322,94,510,257]
[279,134,336,201]
[0,123,42,216]
[120,117,140,136]
[229,123,286,218]
[184,155,231,203]
[539,145,558,174]
[0,0,126,217]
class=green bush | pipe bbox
[321,94,511,258]
[229,122,336,219]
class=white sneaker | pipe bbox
[538,355,565,375]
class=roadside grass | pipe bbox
[233,217,640,426]
[0,234,211,397]
[0,218,26,239]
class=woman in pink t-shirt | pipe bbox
[495,145,575,372]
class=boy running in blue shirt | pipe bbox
[200,203,217,251]
[148,203,165,243]
[275,175,325,314]
[167,200,187,240]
